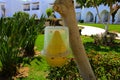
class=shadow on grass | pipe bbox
[84,42,120,53]
[21,56,43,66]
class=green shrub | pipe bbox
[92,32,117,46]
[46,58,82,80]
[79,20,84,23]
[0,12,45,78]
[46,8,53,18]
[0,17,28,78]
[47,51,120,80]
[13,12,45,56]
[88,50,120,80]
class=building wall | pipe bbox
[115,9,120,23]
[22,0,53,18]
[0,0,52,18]
[76,4,111,23]
[75,4,120,24]
[5,0,23,17]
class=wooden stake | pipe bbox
[53,0,96,80]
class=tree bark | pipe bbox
[111,4,120,24]
[93,2,106,28]
[53,0,96,80]
[105,2,112,34]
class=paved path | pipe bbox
[116,33,120,39]
[78,25,120,40]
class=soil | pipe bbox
[0,49,40,80]
[15,67,29,79]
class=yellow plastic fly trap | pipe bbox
[44,26,69,67]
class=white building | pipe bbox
[0,0,23,17]
[22,0,53,18]
[0,0,54,18]
[75,3,120,24]
[0,0,120,24]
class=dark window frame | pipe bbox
[32,2,39,10]
[23,3,30,11]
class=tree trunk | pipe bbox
[53,0,96,80]
[94,3,106,28]
[105,2,113,35]
[94,5,102,23]
[111,13,115,24]
[111,8,119,24]
[111,4,120,24]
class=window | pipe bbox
[1,5,5,17]
[32,2,39,10]
[1,5,5,10]
[23,3,30,11]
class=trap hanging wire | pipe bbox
[44,26,69,67]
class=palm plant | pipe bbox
[23,16,45,56]
[13,12,45,56]
[0,12,45,79]
[0,17,28,78]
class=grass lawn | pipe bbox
[79,23,120,33]
[17,57,48,80]
[17,34,48,80]
[82,36,120,54]
[16,34,120,80]
[35,34,44,51]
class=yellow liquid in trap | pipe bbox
[46,31,68,67]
